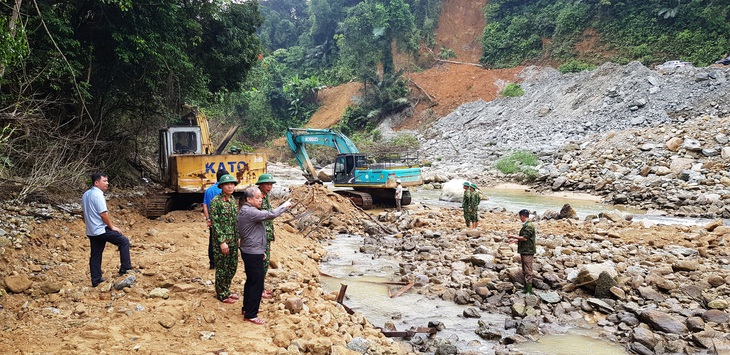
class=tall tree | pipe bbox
[339,0,417,79]
[0,0,264,186]
[258,0,309,51]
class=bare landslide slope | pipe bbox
[0,186,404,354]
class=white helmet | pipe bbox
[396,179,402,183]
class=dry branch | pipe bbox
[435,59,484,67]
[408,79,436,103]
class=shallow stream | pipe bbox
[320,235,627,354]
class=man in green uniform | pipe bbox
[507,209,536,294]
[210,174,240,303]
[255,173,277,299]
[462,181,473,228]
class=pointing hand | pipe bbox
[281,200,292,209]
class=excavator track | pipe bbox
[401,190,412,206]
[145,195,171,218]
[335,190,374,210]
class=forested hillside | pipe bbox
[1,0,728,200]
[482,0,730,69]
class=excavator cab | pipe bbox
[172,130,201,154]
[333,153,368,184]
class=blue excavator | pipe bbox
[286,127,423,209]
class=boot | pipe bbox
[522,283,533,294]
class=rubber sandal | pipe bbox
[221,297,237,304]
[228,293,240,300]
[245,317,265,325]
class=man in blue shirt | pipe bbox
[81,173,134,287]
[203,169,228,269]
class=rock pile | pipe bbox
[410,61,730,216]
[537,115,730,218]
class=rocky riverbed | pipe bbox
[361,206,730,354]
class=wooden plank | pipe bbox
[390,281,414,298]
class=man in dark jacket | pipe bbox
[507,209,536,294]
[237,186,291,324]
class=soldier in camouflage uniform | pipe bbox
[508,209,537,294]
[255,173,277,299]
[469,182,480,228]
[210,174,240,303]
[462,181,472,227]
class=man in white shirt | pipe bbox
[81,173,134,287]
[395,179,403,211]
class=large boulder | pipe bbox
[4,274,32,293]
[574,262,618,289]
[640,310,688,334]
[558,204,578,219]
[440,179,469,202]
[594,271,618,298]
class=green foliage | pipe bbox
[481,0,730,68]
[481,16,542,67]
[405,0,441,46]
[495,151,538,178]
[338,0,417,79]
[283,75,322,124]
[388,134,420,150]
[339,72,410,131]
[225,139,254,153]
[0,18,28,72]
[554,3,589,38]
[501,83,524,97]
[258,0,310,51]
[558,60,596,73]
[438,47,457,60]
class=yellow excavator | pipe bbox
[146,105,266,217]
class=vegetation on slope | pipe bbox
[481,0,730,68]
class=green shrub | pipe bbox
[495,151,539,178]
[438,47,457,60]
[388,134,420,150]
[558,60,596,73]
[501,83,524,97]
[225,140,254,153]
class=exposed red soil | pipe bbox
[402,64,523,130]
[433,0,487,63]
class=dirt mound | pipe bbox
[307,82,363,129]
[264,83,362,160]
[403,64,523,130]
[0,190,401,354]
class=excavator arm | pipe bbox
[286,128,359,182]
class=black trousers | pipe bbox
[88,228,131,285]
[241,252,265,319]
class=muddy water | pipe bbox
[319,235,629,354]
[411,185,715,226]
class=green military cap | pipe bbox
[255,173,277,185]
[218,174,238,185]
